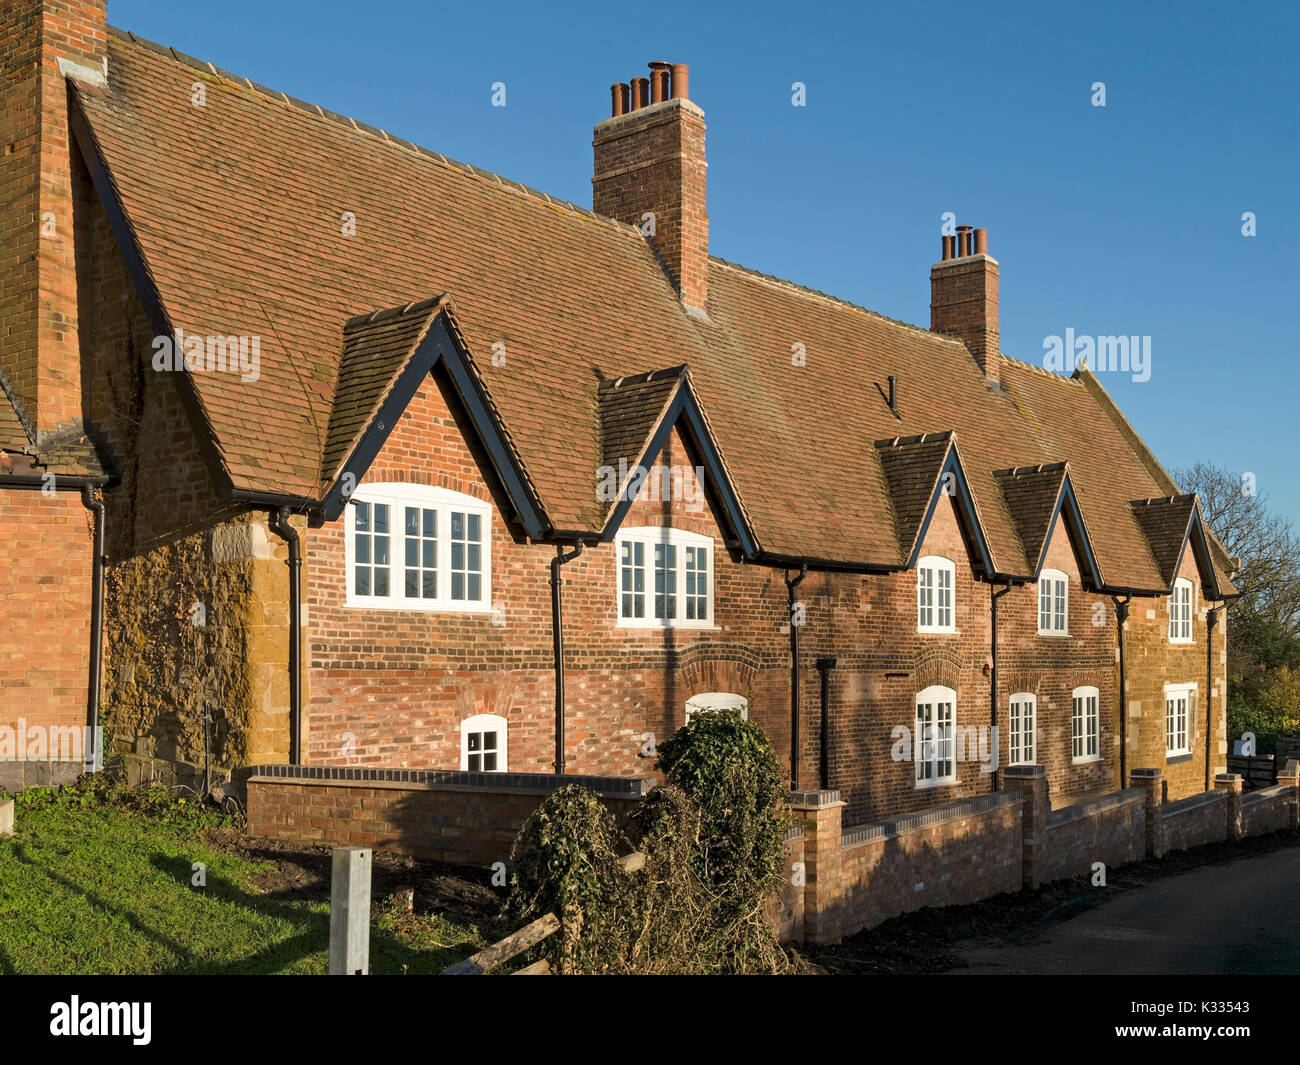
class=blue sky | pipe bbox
[113,0,1300,525]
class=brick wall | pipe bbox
[1041,790,1145,884]
[245,765,653,866]
[0,485,93,790]
[1161,791,1229,854]
[300,369,1149,823]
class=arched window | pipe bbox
[915,685,956,786]
[1008,692,1037,765]
[917,556,956,633]
[346,483,491,611]
[1071,686,1100,763]
[685,692,749,723]
[1037,569,1068,635]
[460,713,507,772]
[1169,578,1194,643]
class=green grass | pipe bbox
[0,789,483,974]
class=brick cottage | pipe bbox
[2,0,1241,859]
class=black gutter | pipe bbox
[81,487,106,773]
[550,542,584,775]
[991,581,1015,791]
[785,564,808,789]
[815,657,837,790]
[269,507,303,764]
[1206,603,1224,791]
[1112,595,1131,787]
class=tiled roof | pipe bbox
[67,27,1231,592]
[994,463,1069,575]
[0,366,105,479]
[598,367,685,475]
[324,297,447,484]
[875,433,957,568]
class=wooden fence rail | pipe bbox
[440,851,645,975]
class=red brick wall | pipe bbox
[0,486,92,732]
[1125,548,1222,800]
[246,774,647,867]
[0,0,107,433]
[302,370,1145,824]
[1040,791,1145,883]
[1161,791,1229,853]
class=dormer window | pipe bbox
[917,556,955,633]
[1169,578,1194,643]
[1038,569,1068,635]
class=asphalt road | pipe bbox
[953,847,1300,975]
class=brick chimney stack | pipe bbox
[0,0,107,436]
[593,61,708,315]
[931,225,1000,387]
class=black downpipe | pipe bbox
[1112,595,1131,788]
[1206,604,1222,791]
[990,581,1014,791]
[270,507,302,765]
[785,564,808,790]
[80,486,106,773]
[550,542,584,775]
[815,657,837,789]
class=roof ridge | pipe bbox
[343,294,450,330]
[107,26,646,243]
[1131,493,1196,507]
[709,257,968,346]
[993,461,1069,477]
[999,350,1086,384]
[874,430,956,449]
[600,365,689,390]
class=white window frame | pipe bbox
[1165,682,1196,757]
[1071,685,1100,764]
[685,692,749,723]
[345,483,492,612]
[1008,692,1037,765]
[615,526,714,630]
[460,713,507,772]
[1037,569,1069,636]
[917,556,956,634]
[1169,578,1194,644]
[915,685,957,787]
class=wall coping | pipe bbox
[1161,790,1227,819]
[1243,784,1291,805]
[1046,788,1144,828]
[246,764,655,799]
[841,791,1020,848]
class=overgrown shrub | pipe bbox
[504,712,792,974]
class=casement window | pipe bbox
[1165,683,1196,757]
[1037,569,1068,635]
[1008,693,1037,765]
[917,556,956,633]
[915,685,956,787]
[1071,685,1100,763]
[616,527,713,629]
[685,692,749,723]
[1169,578,1194,643]
[345,483,491,611]
[460,713,507,772]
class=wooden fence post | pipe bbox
[329,847,372,975]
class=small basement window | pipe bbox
[460,713,507,773]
